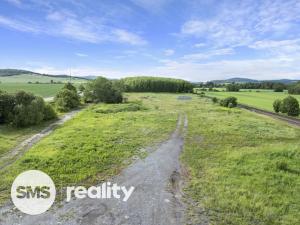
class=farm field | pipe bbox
[0,83,68,97]
[0,74,86,83]
[204,90,300,112]
[0,93,299,225]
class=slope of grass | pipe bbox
[0,83,65,97]
[182,97,300,225]
[0,99,177,203]
[204,91,300,112]
[0,74,86,83]
[0,122,54,157]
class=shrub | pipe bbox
[0,91,15,123]
[11,92,56,127]
[83,77,123,103]
[43,104,57,120]
[288,82,300,94]
[55,89,80,112]
[281,96,300,117]
[273,99,282,113]
[220,97,237,108]
[55,83,80,112]
[212,97,218,103]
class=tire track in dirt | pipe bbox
[0,114,188,225]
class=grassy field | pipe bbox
[0,74,86,83]
[0,83,70,97]
[0,93,299,224]
[203,90,300,112]
[0,122,54,157]
[0,98,178,203]
[182,97,300,225]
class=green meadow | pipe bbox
[0,93,299,225]
[204,90,300,112]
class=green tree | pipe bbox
[226,84,240,92]
[84,77,123,103]
[273,99,282,113]
[55,89,80,112]
[281,96,300,117]
[220,97,238,108]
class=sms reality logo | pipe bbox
[11,170,56,215]
[11,170,135,215]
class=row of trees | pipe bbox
[288,82,300,94]
[225,82,287,92]
[0,91,57,127]
[119,77,194,93]
[273,96,300,117]
[54,77,123,112]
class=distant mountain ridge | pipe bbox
[0,69,91,80]
[211,77,299,84]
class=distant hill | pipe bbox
[0,69,88,83]
[211,77,299,84]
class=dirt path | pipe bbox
[0,114,188,225]
[238,104,300,127]
[0,109,81,170]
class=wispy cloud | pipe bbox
[75,53,88,57]
[164,49,175,56]
[182,48,234,61]
[0,15,39,33]
[113,29,147,45]
[130,0,172,12]
[181,0,300,48]
[0,9,147,46]
[5,0,22,7]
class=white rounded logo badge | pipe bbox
[11,170,56,215]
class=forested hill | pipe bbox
[120,76,194,93]
[0,69,37,76]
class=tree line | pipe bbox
[119,77,194,93]
[197,81,296,93]
[0,90,56,127]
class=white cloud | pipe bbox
[75,53,88,57]
[5,0,22,7]
[0,15,39,33]
[164,49,175,56]
[250,39,300,53]
[130,0,172,12]
[194,43,206,48]
[182,48,234,61]
[0,10,147,46]
[180,0,300,48]
[113,29,147,45]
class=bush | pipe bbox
[212,97,218,103]
[288,82,300,94]
[281,96,300,117]
[3,91,57,127]
[43,104,57,120]
[55,83,80,112]
[273,99,282,113]
[220,97,237,108]
[83,77,123,103]
[0,92,15,123]
[55,89,80,112]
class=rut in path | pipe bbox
[0,114,188,225]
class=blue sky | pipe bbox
[0,0,300,81]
